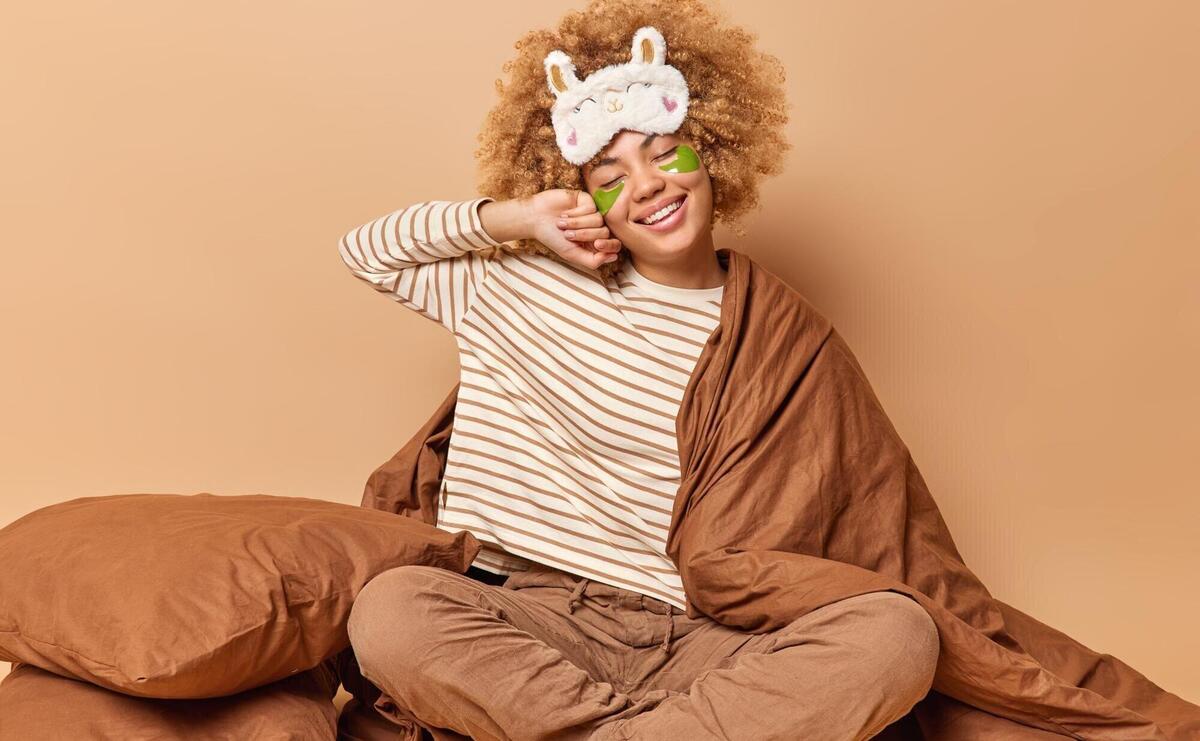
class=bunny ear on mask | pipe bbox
[544,50,579,97]
[629,26,667,66]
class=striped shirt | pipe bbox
[338,198,723,611]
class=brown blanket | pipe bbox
[358,247,1200,740]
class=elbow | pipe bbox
[338,229,372,277]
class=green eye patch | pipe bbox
[592,180,624,215]
[659,143,700,173]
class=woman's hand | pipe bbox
[525,189,623,270]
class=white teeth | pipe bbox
[639,199,682,225]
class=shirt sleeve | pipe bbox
[338,197,505,333]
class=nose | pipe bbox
[629,164,665,206]
[603,86,625,114]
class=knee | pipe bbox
[346,565,446,673]
[859,592,940,693]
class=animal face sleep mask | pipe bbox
[543,26,690,167]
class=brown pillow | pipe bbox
[0,660,339,740]
[0,493,479,699]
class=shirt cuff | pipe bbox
[468,197,506,248]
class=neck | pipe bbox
[629,230,726,289]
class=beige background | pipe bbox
[1,0,1196,706]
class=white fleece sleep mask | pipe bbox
[543,26,690,166]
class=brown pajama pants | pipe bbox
[346,562,939,741]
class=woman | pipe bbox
[339,1,938,739]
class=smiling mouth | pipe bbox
[636,195,687,226]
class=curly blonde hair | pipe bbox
[473,0,790,279]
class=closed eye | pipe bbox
[598,147,678,187]
[625,81,652,92]
[572,97,596,113]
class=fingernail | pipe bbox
[564,230,574,238]
[556,219,566,227]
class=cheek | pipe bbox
[606,207,635,234]
[675,170,707,191]
[685,168,713,204]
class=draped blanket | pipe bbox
[359,247,1200,740]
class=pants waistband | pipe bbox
[501,564,683,616]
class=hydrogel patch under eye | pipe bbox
[659,144,700,174]
[593,180,624,215]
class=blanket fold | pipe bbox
[359,247,1200,740]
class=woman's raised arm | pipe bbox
[337,198,507,333]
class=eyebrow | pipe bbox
[592,133,662,170]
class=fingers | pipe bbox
[556,196,619,251]
[557,241,620,270]
[592,238,622,253]
[556,211,604,230]
[561,191,599,218]
[560,226,611,243]
[586,248,622,267]
[546,190,623,269]
[559,225,622,253]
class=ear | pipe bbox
[630,26,667,66]
[543,50,579,97]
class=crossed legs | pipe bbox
[346,565,938,740]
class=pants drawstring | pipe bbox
[660,612,674,654]
[566,577,589,613]
[563,575,673,653]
